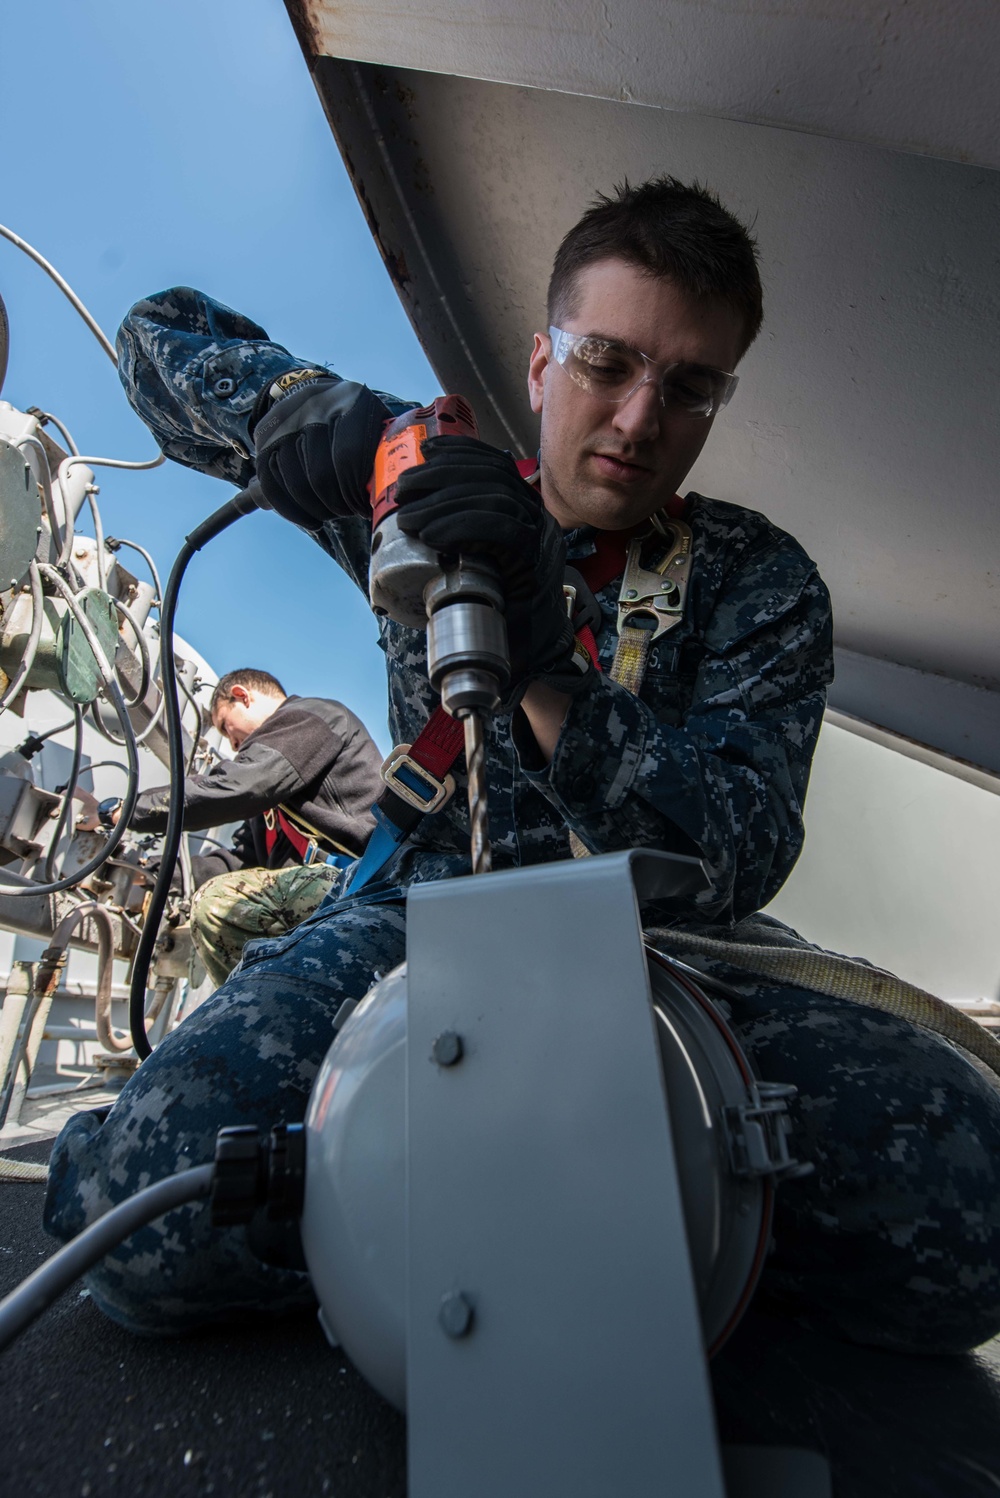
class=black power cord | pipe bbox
[0,1165,214,1352]
[128,483,261,1059]
[0,1120,304,1352]
[15,718,77,757]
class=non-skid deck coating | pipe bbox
[2,1135,1000,1498]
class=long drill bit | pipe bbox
[462,710,492,874]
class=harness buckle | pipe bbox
[617,518,693,641]
[379,744,456,814]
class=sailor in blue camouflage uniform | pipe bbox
[45,178,1000,1355]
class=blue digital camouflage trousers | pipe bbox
[44,896,1000,1355]
[45,890,408,1334]
[693,957,1000,1356]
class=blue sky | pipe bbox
[1,0,442,751]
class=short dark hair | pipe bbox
[210,668,286,718]
[548,176,763,357]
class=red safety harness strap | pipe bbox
[374,707,465,838]
[405,707,466,780]
[263,808,312,863]
[574,493,686,593]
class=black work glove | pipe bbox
[252,377,391,530]
[394,435,593,708]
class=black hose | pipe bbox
[128,485,261,1058]
[16,718,76,756]
[0,1164,214,1352]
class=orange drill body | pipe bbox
[366,394,503,875]
[370,395,478,530]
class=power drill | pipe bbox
[368,397,510,873]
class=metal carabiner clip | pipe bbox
[617,517,693,641]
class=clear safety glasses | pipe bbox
[549,326,738,419]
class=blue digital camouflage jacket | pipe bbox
[117,288,834,924]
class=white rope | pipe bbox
[0,1158,47,1183]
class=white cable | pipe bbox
[140,679,168,742]
[0,561,43,716]
[60,451,165,478]
[43,703,83,883]
[21,421,158,589]
[56,452,165,569]
[106,537,162,609]
[0,563,140,896]
[85,487,107,591]
[178,831,193,900]
[19,441,159,594]
[175,671,204,773]
[32,410,79,456]
[109,595,152,706]
[0,1159,48,1183]
[0,231,162,577]
[91,678,166,748]
[90,630,168,746]
[54,458,76,568]
[15,435,79,581]
[0,224,117,365]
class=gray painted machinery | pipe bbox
[297,849,829,1496]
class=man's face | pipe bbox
[528,258,746,532]
[212,688,280,751]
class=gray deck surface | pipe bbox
[3,1134,1000,1497]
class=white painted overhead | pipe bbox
[292,0,1000,170]
[285,5,1000,772]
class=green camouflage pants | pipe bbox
[189,864,344,987]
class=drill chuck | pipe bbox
[424,564,509,716]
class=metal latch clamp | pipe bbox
[725,1082,814,1181]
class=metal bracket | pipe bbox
[405,849,726,1498]
[0,777,61,860]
